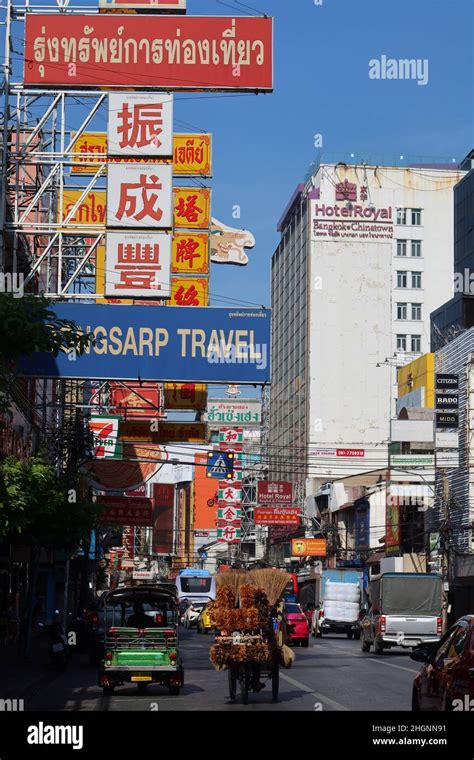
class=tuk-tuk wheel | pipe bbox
[102,686,115,696]
[169,686,180,695]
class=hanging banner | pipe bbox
[71,132,212,177]
[173,188,211,230]
[107,163,173,228]
[170,277,209,307]
[108,93,173,156]
[24,16,273,91]
[163,382,207,410]
[105,231,172,298]
[21,304,271,383]
[172,233,209,274]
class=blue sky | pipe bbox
[4,0,474,309]
[172,0,474,308]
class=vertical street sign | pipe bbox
[105,231,172,298]
[108,93,174,157]
[107,164,173,228]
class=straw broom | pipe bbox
[247,569,291,607]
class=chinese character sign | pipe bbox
[170,277,209,307]
[107,164,173,228]
[172,233,209,274]
[173,188,211,230]
[163,383,207,410]
[108,93,173,157]
[105,231,171,298]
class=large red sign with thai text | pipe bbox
[24,16,273,90]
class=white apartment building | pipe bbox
[270,160,465,502]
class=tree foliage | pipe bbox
[0,456,103,551]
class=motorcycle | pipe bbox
[47,611,69,670]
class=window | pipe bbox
[411,303,422,320]
[397,271,407,288]
[397,303,407,320]
[411,208,422,225]
[411,335,421,352]
[396,334,407,351]
[446,626,470,658]
[411,240,422,257]
[396,239,407,257]
[396,208,407,225]
[412,272,422,289]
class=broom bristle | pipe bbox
[247,569,290,606]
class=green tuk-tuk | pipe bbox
[98,584,184,696]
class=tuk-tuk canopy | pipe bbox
[101,584,178,608]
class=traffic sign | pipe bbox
[206,451,235,479]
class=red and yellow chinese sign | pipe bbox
[163,383,207,410]
[170,277,209,306]
[71,132,212,177]
[173,188,211,230]
[172,233,209,274]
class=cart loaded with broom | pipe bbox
[208,568,295,704]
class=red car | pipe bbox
[285,603,309,648]
[411,615,474,711]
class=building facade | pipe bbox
[270,161,465,512]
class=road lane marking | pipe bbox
[279,671,350,711]
[365,658,419,674]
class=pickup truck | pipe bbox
[360,572,443,655]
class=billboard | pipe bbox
[105,231,171,298]
[291,538,327,557]
[107,163,173,228]
[108,93,173,157]
[109,381,161,418]
[71,132,212,177]
[119,420,207,443]
[257,481,293,506]
[205,398,261,425]
[98,495,153,526]
[254,507,299,526]
[152,482,175,554]
[24,16,273,91]
[20,304,271,384]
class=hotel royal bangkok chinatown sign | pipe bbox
[24,15,273,91]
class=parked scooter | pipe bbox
[47,610,69,670]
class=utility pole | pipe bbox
[440,474,451,633]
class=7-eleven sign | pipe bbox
[89,415,122,459]
[218,486,242,503]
